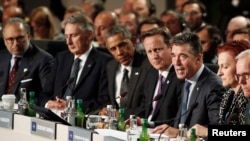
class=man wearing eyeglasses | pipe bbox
[0,17,54,104]
[236,49,250,124]
[182,0,207,33]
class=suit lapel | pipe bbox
[74,48,96,89]
[126,52,144,106]
[152,66,175,119]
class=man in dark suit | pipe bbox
[0,17,54,104]
[98,25,151,118]
[140,27,183,126]
[152,32,225,137]
[40,13,112,113]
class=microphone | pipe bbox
[125,94,163,122]
[151,102,198,126]
[156,102,198,141]
[54,78,74,98]
[85,94,124,116]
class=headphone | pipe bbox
[146,0,156,16]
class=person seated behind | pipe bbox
[152,32,225,137]
[160,9,185,36]
[40,13,112,115]
[196,24,223,64]
[29,6,64,40]
[217,40,250,125]
[232,27,250,43]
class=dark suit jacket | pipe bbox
[40,48,112,113]
[0,44,54,104]
[140,66,183,126]
[174,66,225,128]
[107,51,151,118]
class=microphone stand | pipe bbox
[157,102,198,141]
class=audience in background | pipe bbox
[196,24,223,64]
[137,17,164,51]
[232,27,250,43]
[63,5,85,20]
[217,40,250,125]
[160,9,185,36]
[30,6,64,40]
[132,0,156,22]
[225,16,250,43]
[94,10,118,49]
[182,0,207,33]
[81,0,104,22]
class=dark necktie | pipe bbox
[244,100,250,124]
[7,57,21,94]
[180,80,191,124]
[64,58,81,98]
[152,74,164,116]
[120,68,129,108]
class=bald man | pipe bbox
[226,16,250,43]
[94,10,118,48]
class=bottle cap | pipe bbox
[29,91,35,97]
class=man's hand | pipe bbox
[152,124,179,138]
[46,96,66,110]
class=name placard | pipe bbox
[104,136,125,141]
[68,126,94,141]
[0,110,14,129]
[31,118,56,139]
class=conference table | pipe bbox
[0,109,172,141]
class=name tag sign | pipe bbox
[31,118,56,139]
[104,136,125,141]
[68,126,93,141]
[0,110,14,129]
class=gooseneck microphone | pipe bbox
[86,94,124,116]
[152,102,198,126]
[124,94,163,122]
[54,77,74,98]
[157,102,198,141]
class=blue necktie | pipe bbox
[180,81,191,124]
[64,58,81,99]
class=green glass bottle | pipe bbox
[76,99,84,127]
[139,118,150,141]
[190,128,197,141]
[117,108,125,131]
[28,91,36,117]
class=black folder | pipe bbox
[29,104,71,126]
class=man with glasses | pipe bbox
[0,17,54,104]
[236,49,250,124]
[182,0,207,33]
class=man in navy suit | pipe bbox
[152,32,225,137]
[40,13,112,113]
[140,27,183,126]
[0,17,54,104]
[98,25,151,118]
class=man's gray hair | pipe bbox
[236,49,250,61]
[62,13,94,32]
[3,17,30,33]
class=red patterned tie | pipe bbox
[7,57,21,94]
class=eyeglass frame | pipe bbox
[4,33,28,44]
[235,72,250,81]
